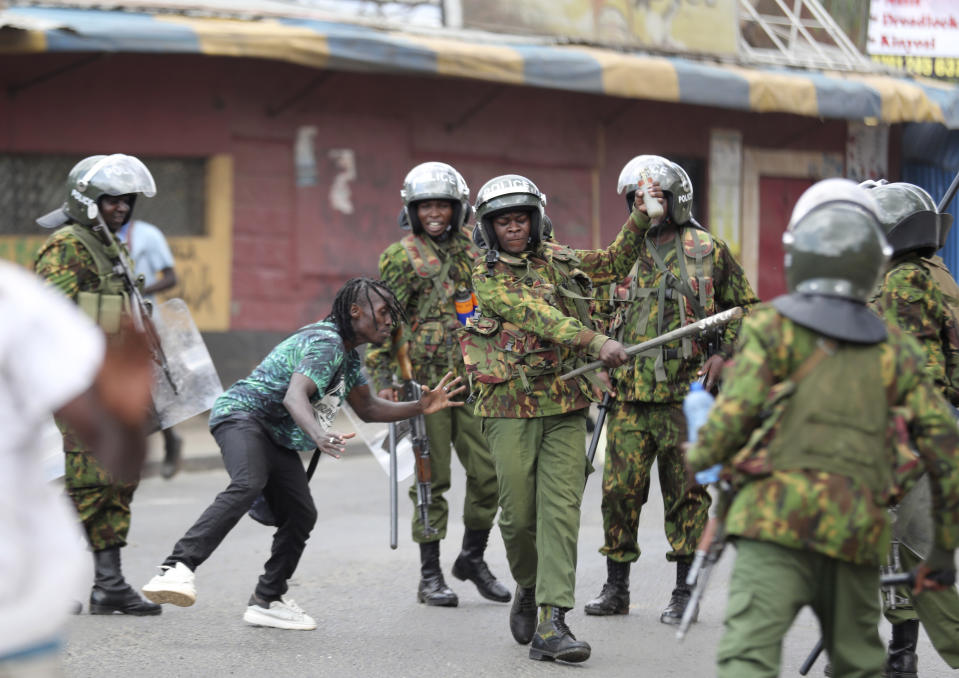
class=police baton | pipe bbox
[938,169,959,213]
[560,307,744,381]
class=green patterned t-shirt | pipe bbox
[209,321,366,450]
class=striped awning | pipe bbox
[3,6,958,128]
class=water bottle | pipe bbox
[683,381,720,484]
[454,288,477,326]
[638,168,665,220]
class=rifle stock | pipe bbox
[395,330,436,538]
[676,482,732,641]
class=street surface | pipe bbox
[63,417,954,678]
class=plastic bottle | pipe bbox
[454,288,477,326]
[683,381,720,484]
[638,168,665,220]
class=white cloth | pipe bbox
[0,260,104,658]
[120,220,174,299]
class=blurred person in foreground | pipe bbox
[685,178,959,678]
[142,278,465,630]
[117,216,183,479]
[365,162,508,607]
[34,153,162,616]
[0,259,151,676]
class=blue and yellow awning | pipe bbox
[3,6,958,128]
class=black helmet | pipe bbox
[861,181,946,258]
[37,154,156,229]
[617,155,693,224]
[472,175,551,250]
[400,162,470,236]
[773,178,891,344]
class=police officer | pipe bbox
[686,178,959,678]
[585,155,758,624]
[866,180,959,676]
[365,162,509,607]
[463,174,657,662]
[34,154,161,616]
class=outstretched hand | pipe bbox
[420,372,467,415]
[316,430,356,459]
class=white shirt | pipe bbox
[0,260,104,657]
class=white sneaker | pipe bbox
[141,562,197,607]
[243,597,316,631]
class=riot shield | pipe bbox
[150,298,223,429]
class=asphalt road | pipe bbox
[63,437,954,678]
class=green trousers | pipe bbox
[483,412,589,609]
[600,401,710,563]
[410,404,499,543]
[884,545,959,668]
[718,539,884,678]
[65,450,136,551]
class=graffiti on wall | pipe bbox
[328,149,357,214]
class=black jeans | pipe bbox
[164,416,318,600]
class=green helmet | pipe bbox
[37,154,156,229]
[399,162,471,236]
[860,181,944,258]
[617,155,693,224]
[472,174,551,250]
[774,178,891,343]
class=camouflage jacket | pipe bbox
[35,225,124,301]
[365,228,481,392]
[870,255,959,405]
[687,305,959,569]
[35,223,133,452]
[601,223,758,403]
[468,213,647,418]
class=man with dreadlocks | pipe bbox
[141,277,465,630]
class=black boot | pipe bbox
[529,605,591,663]
[417,541,458,607]
[885,620,919,678]
[161,428,183,480]
[660,558,696,626]
[89,546,162,616]
[509,585,537,645]
[584,559,630,615]
[451,528,511,603]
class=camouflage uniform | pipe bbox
[871,254,959,668]
[365,227,498,543]
[35,226,137,551]
[872,255,959,404]
[466,211,646,609]
[598,224,758,565]
[687,307,959,678]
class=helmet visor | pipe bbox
[77,154,157,198]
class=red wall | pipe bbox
[0,52,861,334]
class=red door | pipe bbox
[758,176,815,300]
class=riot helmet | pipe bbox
[773,178,891,344]
[472,174,551,250]
[37,154,156,229]
[617,155,693,225]
[400,162,471,236]
[861,181,944,258]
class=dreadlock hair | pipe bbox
[327,277,406,343]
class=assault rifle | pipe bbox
[91,220,178,395]
[395,333,437,538]
[676,465,732,641]
[561,307,743,381]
